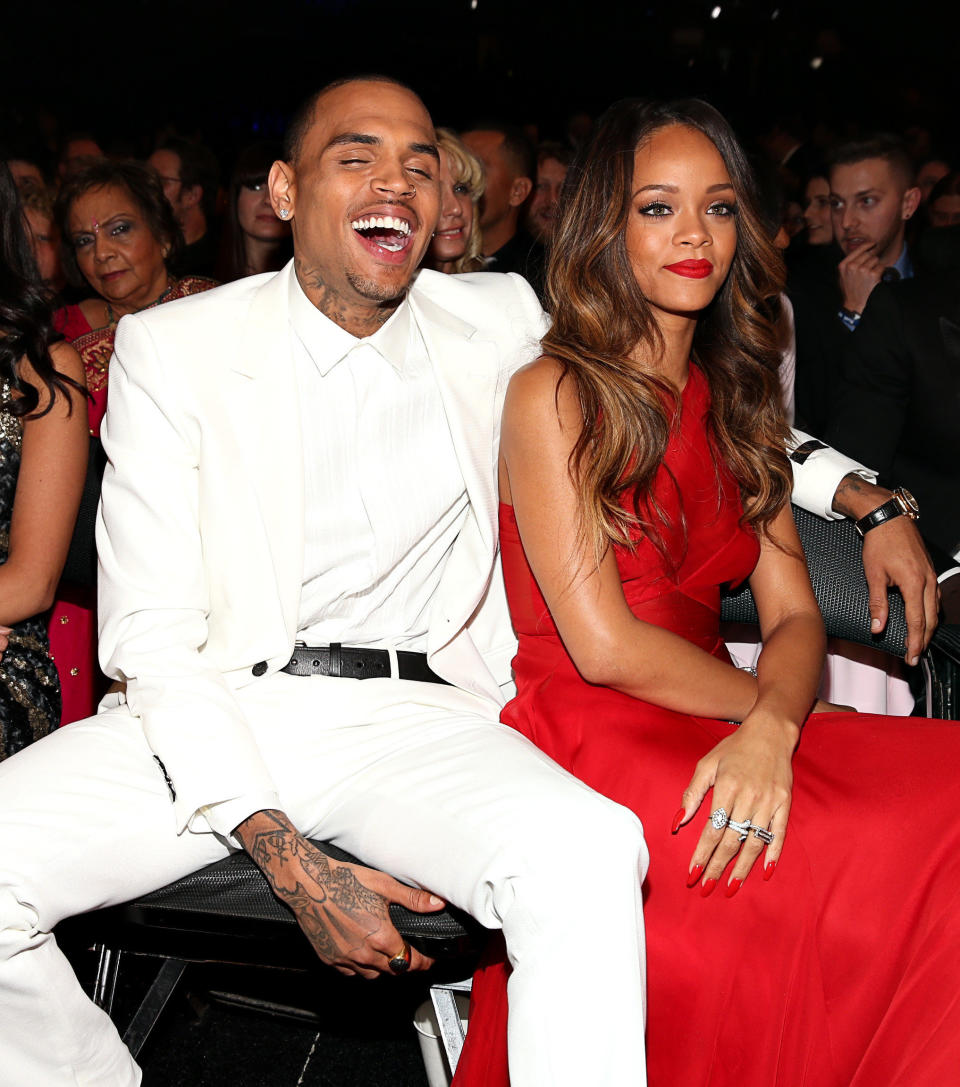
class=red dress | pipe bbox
[454,365,960,1087]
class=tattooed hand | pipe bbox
[234,809,445,978]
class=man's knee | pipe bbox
[510,790,648,907]
[0,886,39,959]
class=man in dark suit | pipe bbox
[827,275,960,560]
[791,135,921,435]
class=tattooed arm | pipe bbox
[234,809,445,978]
[832,472,938,664]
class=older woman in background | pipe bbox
[216,143,292,282]
[424,128,485,274]
[51,160,216,724]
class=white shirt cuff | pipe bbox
[196,790,282,845]
[787,429,877,521]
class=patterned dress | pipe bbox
[0,383,60,760]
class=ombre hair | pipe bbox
[434,128,486,274]
[543,98,793,566]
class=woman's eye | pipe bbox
[110,220,133,236]
[73,234,93,250]
[639,201,672,217]
[453,183,470,195]
[708,201,737,217]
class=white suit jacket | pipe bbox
[97,264,548,834]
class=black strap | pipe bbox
[789,439,827,466]
[282,644,448,685]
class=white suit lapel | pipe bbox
[226,265,305,645]
[407,289,503,659]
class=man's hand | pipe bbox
[235,809,445,978]
[837,242,884,315]
[832,473,939,663]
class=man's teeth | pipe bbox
[350,215,412,236]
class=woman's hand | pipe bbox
[0,626,10,662]
[675,711,797,897]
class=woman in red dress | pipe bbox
[51,160,215,724]
[453,99,960,1087]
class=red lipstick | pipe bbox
[665,259,713,278]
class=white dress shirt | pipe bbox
[288,272,468,653]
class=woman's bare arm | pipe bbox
[500,357,759,723]
[0,342,88,623]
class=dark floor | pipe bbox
[62,938,471,1086]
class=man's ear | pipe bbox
[180,183,203,210]
[269,160,296,219]
[902,186,922,222]
[508,176,533,208]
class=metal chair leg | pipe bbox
[429,978,472,1075]
[121,957,188,1059]
[92,945,121,1015]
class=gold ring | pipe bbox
[387,941,412,974]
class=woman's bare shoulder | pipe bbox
[506,355,582,431]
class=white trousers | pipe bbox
[0,672,648,1087]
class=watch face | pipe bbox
[894,487,920,518]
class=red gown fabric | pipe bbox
[453,365,960,1087]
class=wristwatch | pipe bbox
[855,487,920,537]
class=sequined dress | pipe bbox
[0,383,60,760]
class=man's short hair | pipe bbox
[828,134,916,189]
[154,136,220,215]
[464,121,535,182]
[536,140,575,170]
[282,74,418,165]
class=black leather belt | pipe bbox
[281,643,449,685]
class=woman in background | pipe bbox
[425,128,485,274]
[216,143,292,282]
[802,170,835,246]
[0,163,87,758]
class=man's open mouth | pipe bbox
[350,214,414,254]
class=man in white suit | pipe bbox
[0,77,651,1087]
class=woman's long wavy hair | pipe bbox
[543,98,793,567]
[0,162,82,417]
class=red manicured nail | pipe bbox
[686,864,704,887]
[671,808,686,834]
[763,861,777,881]
[700,878,718,898]
[725,877,742,898]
